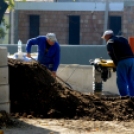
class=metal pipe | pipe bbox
[92,63,103,96]
[103,0,109,45]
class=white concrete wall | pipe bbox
[57,64,119,95]
[0,47,10,113]
[15,2,124,11]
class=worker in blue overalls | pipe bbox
[26,33,60,77]
[101,30,134,96]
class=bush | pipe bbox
[0,27,6,39]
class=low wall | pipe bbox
[0,47,10,113]
[1,44,110,65]
[57,64,119,95]
[60,45,110,65]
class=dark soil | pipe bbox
[0,110,13,127]
[7,58,134,121]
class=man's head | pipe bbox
[46,33,57,45]
[101,30,114,41]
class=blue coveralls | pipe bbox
[107,36,134,96]
[26,36,60,72]
[117,58,134,96]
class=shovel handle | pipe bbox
[30,56,72,89]
[56,75,72,89]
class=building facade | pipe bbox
[13,1,134,45]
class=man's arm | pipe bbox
[107,39,117,66]
[26,37,40,56]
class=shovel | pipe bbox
[30,56,72,89]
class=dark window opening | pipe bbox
[108,16,122,36]
[29,15,40,38]
[68,15,80,45]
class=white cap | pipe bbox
[101,30,114,38]
[46,33,57,42]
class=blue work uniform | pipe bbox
[107,36,134,96]
[26,36,60,72]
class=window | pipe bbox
[68,15,80,45]
[108,16,122,36]
[29,15,40,38]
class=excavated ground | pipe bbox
[6,58,134,122]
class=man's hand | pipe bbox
[51,71,56,77]
[26,53,31,58]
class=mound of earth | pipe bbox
[0,110,14,128]
[8,58,134,121]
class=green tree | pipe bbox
[4,0,26,10]
[0,0,26,42]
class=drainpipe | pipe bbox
[103,0,109,45]
[9,10,14,44]
[10,11,14,44]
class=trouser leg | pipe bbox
[116,62,128,96]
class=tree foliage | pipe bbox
[4,0,26,10]
[0,0,26,39]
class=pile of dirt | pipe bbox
[0,110,14,128]
[8,58,134,121]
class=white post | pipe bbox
[10,11,14,44]
[103,0,109,45]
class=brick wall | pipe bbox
[16,10,105,45]
[123,6,134,39]
[15,5,134,45]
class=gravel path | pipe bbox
[2,118,134,134]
